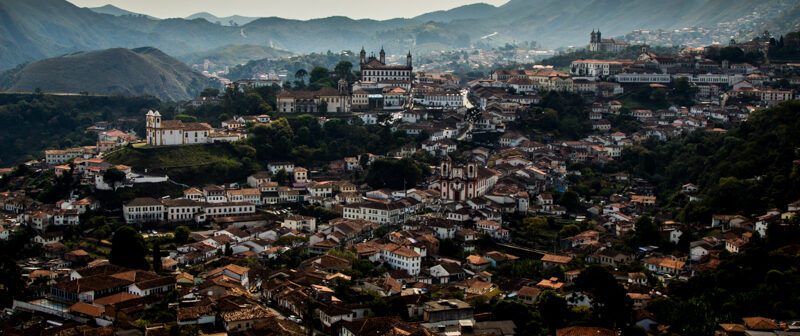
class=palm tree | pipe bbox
[295,69,308,81]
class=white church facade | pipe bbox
[145,110,221,146]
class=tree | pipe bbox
[574,266,633,328]
[365,158,423,190]
[492,300,541,335]
[628,215,663,248]
[200,88,220,97]
[174,226,191,245]
[334,61,354,81]
[541,108,559,130]
[103,168,126,185]
[558,190,581,211]
[244,92,266,114]
[537,290,569,333]
[309,66,331,84]
[274,168,288,185]
[152,242,162,273]
[295,69,308,82]
[0,256,24,306]
[559,224,581,237]
[110,226,149,270]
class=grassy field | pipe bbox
[106,143,258,186]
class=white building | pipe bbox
[145,110,214,146]
[343,202,408,225]
[203,202,256,218]
[226,188,262,206]
[282,215,317,232]
[123,198,165,224]
[163,199,206,222]
[380,243,421,275]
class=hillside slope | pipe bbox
[89,4,155,19]
[185,12,258,26]
[178,44,293,68]
[0,47,218,101]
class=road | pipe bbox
[462,89,474,109]
[494,242,549,256]
[456,122,473,141]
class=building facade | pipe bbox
[439,159,499,202]
[145,110,214,146]
[360,48,413,83]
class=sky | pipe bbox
[66,0,510,20]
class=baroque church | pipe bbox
[439,158,500,202]
[589,29,629,52]
[359,47,413,83]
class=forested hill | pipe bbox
[0,47,218,101]
[613,101,800,223]
[539,45,681,68]
[0,94,161,167]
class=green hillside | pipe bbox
[613,101,800,223]
[759,2,800,37]
[178,44,293,68]
[0,47,219,101]
[0,94,161,167]
[105,143,260,186]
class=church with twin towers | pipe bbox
[359,47,413,83]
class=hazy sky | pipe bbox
[66,0,510,20]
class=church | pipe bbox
[439,158,500,202]
[145,110,214,146]
[359,47,413,84]
[589,30,629,52]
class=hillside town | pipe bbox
[1,32,800,336]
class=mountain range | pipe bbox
[1,0,799,71]
[184,12,259,27]
[88,4,156,19]
[0,47,218,101]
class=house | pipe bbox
[423,299,474,325]
[556,326,617,336]
[628,293,651,309]
[643,257,685,275]
[318,303,355,331]
[220,305,274,332]
[268,162,294,174]
[205,264,250,288]
[515,286,541,306]
[725,238,746,253]
[380,243,421,275]
[541,254,573,269]
[339,316,429,336]
[690,240,713,262]
[282,215,317,232]
[247,172,272,188]
[592,248,633,267]
[178,305,216,326]
[426,262,466,284]
[294,167,309,183]
[465,255,491,272]
[742,317,780,331]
